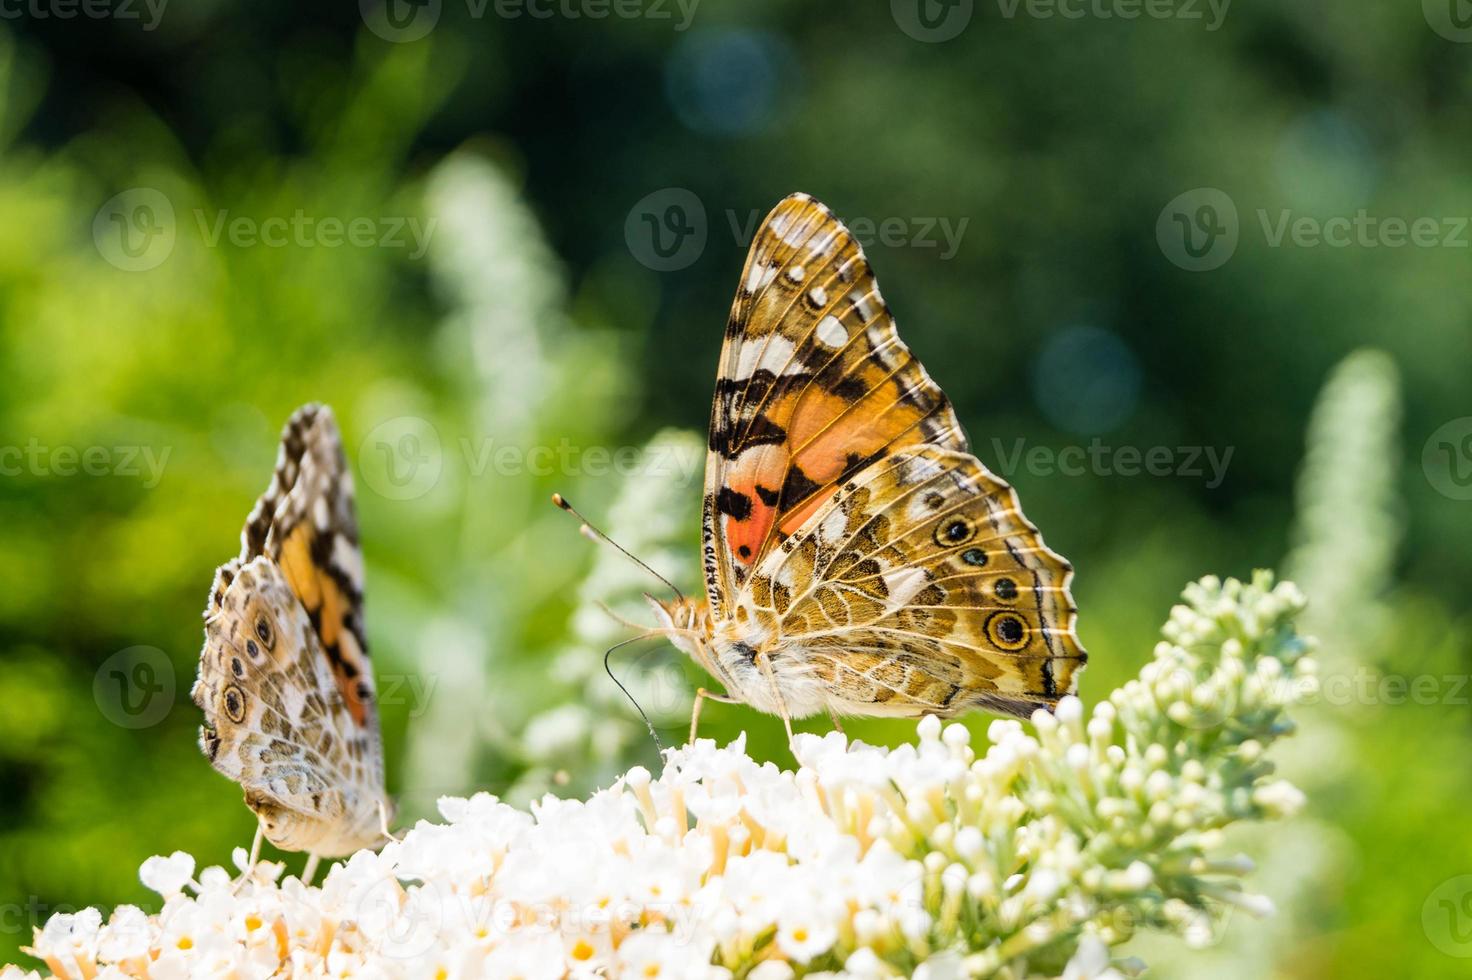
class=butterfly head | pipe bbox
[644,593,713,660]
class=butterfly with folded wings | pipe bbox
[193,404,392,879]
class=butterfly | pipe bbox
[192,403,391,879]
[643,193,1087,741]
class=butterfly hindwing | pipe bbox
[703,193,967,617]
[745,445,1085,717]
[196,558,368,840]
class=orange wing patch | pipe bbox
[277,523,373,728]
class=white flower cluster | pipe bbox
[8,574,1315,979]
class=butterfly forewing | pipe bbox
[240,404,374,728]
[704,193,966,617]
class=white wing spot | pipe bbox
[819,505,848,544]
[815,315,848,348]
[882,565,931,612]
[736,334,798,380]
[772,211,812,247]
[898,454,944,486]
[744,261,779,294]
[808,229,840,256]
[807,286,828,307]
[332,533,365,592]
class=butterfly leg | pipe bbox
[827,706,845,735]
[230,824,266,895]
[301,853,321,887]
[689,687,739,743]
[378,799,401,844]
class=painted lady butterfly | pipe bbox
[645,193,1087,740]
[193,404,391,877]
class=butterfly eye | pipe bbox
[986,611,1030,652]
[994,577,1018,601]
[934,517,976,547]
[223,684,248,724]
[255,616,274,650]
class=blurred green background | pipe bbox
[1,2,1470,975]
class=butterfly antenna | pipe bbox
[552,493,686,603]
[604,634,665,756]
